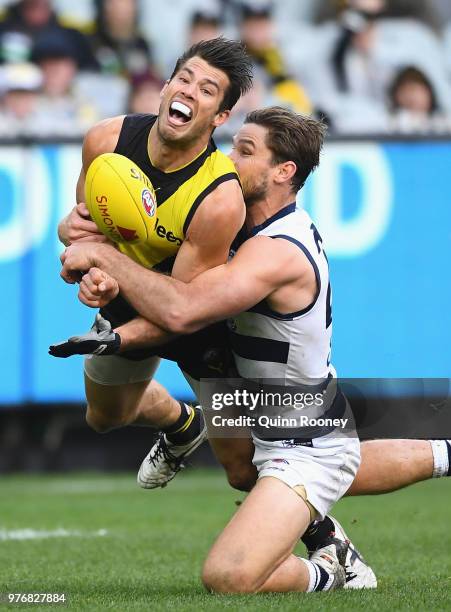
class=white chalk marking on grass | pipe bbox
[6,481,137,495]
[45,481,136,494]
[0,528,108,541]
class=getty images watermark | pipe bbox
[199,378,451,439]
[200,378,356,439]
[209,388,349,431]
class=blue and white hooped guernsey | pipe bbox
[229,203,334,385]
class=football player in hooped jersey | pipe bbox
[55,38,252,457]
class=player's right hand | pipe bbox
[49,314,121,358]
[61,202,109,245]
[79,267,119,308]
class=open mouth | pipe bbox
[168,101,192,126]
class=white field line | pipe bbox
[2,475,226,495]
[0,528,108,541]
[2,481,137,495]
[33,481,135,494]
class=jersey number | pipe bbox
[310,223,332,329]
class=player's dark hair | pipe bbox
[170,37,253,112]
[245,106,326,192]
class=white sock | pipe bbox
[430,440,451,477]
[299,558,334,592]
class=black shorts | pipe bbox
[101,294,232,379]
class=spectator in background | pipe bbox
[387,65,450,131]
[431,0,451,27]
[390,66,438,115]
[315,0,449,33]
[0,0,96,68]
[0,61,41,134]
[89,0,159,82]
[127,73,163,115]
[139,0,224,78]
[187,10,221,46]
[331,0,388,99]
[238,1,312,114]
[310,0,451,133]
[30,30,98,135]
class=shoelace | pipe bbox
[148,436,184,471]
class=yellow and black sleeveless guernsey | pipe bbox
[101,113,239,332]
[114,113,238,272]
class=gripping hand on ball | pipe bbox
[59,202,109,246]
[49,314,121,358]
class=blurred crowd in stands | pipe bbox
[1,0,451,138]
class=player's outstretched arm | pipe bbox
[49,311,177,357]
[61,235,304,335]
[52,261,179,356]
[162,236,307,332]
[77,268,178,350]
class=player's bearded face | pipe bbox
[241,172,269,206]
[229,123,273,205]
[157,57,230,146]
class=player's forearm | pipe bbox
[93,246,263,335]
[115,316,177,351]
[93,247,194,332]
[62,240,275,335]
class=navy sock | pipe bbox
[301,516,335,553]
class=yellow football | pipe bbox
[85,153,157,244]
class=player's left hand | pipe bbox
[79,267,119,308]
[49,314,121,358]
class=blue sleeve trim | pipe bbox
[248,234,321,320]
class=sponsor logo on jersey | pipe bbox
[142,189,156,218]
[155,218,182,245]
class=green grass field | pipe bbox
[0,470,450,611]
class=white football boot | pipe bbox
[137,408,207,489]
[309,535,348,590]
[319,516,377,589]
